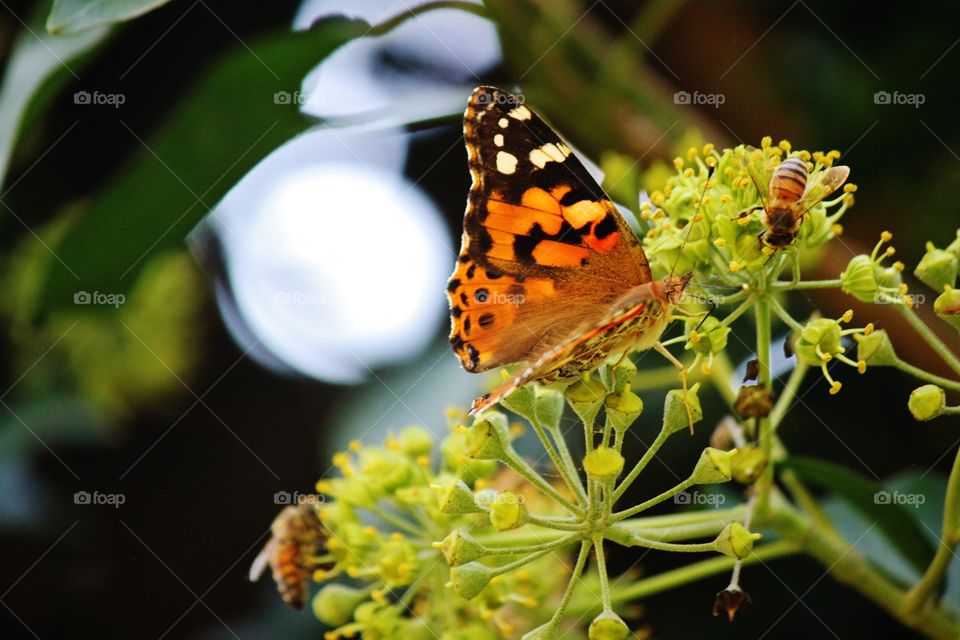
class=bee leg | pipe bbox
[736,205,763,218]
[654,342,695,434]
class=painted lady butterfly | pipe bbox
[448,86,691,415]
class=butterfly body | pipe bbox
[448,86,689,414]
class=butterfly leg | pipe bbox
[653,342,695,434]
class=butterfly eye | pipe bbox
[474,289,489,304]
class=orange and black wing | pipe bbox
[447,86,650,372]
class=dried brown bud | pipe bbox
[734,384,774,419]
[713,587,751,621]
[743,359,760,382]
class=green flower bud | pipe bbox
[914,242,958,292]
[691,447,737,484]
[354,600,390,624]
[449,562,493,600]
[520,622,553,640]
[588,610,630,640]
[359,448,412,493]
[730,445,768,485]
[946,229,960,261]
[583,446,625,480]
[934,286,960,330]
[533,386,566,431]
[377,539,418,587]
[663,383,703,435]
[436,529,486,566]
[604,389,644,433]
[908,385,946,422]
[796,318,842,366]
[499,382,536,423]
[855,329,896,366]
[841,254,881,302]
[565,375,607,427]
[434,480,482,515]
[397,425,433,458]
[464,413,511,460]
[686,316,730,355]
[715,522,762,560]
[312,583,369,626]
[488,491,529,531]
[440,433,497,483]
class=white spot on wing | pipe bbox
[508,105,532,121]
[494,134,504,147]
[528,142,571,169]
[498,117,509,128]
[496,151,518,174]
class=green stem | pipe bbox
[529,419,588,505]
[482,533,580,558]
[754,297,774,514]
[719,296,755,328]
[773,278,843,291]
[526,515,585,532]
[566,540,798,615]
[626,518,734,542]
[544,540,593,633]
[769,296,805,332]
[367,1,487,36]
[612,477,695,521]
[503,450,583,516]
[619,505,747,530]
[944,406,960,416]
[611,428,671,502]
[891,356,960,393]
[904,446,960,613]
[593,536,614,612]
[769,360,810,429]
[894,305,960,378]
[768,494,960,640]
[552,423,588,502]
[708,351,739,407]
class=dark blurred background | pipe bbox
[1,1,959,638]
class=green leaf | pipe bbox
[0,6,109,187]
[37,16,368,314]
[783,456,937,578]
[47,0,172,34]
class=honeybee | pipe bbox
[249,502,327,609]
[741,152,849,248]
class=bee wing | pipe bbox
[249,539,276,582]
[797,165,849,214]
[738,146,774,210]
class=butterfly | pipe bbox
[447,86,692,415]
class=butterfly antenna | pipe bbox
[669,165,715,278]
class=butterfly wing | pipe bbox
[448,86,652,372]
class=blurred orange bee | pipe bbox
[249,503,327,609]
